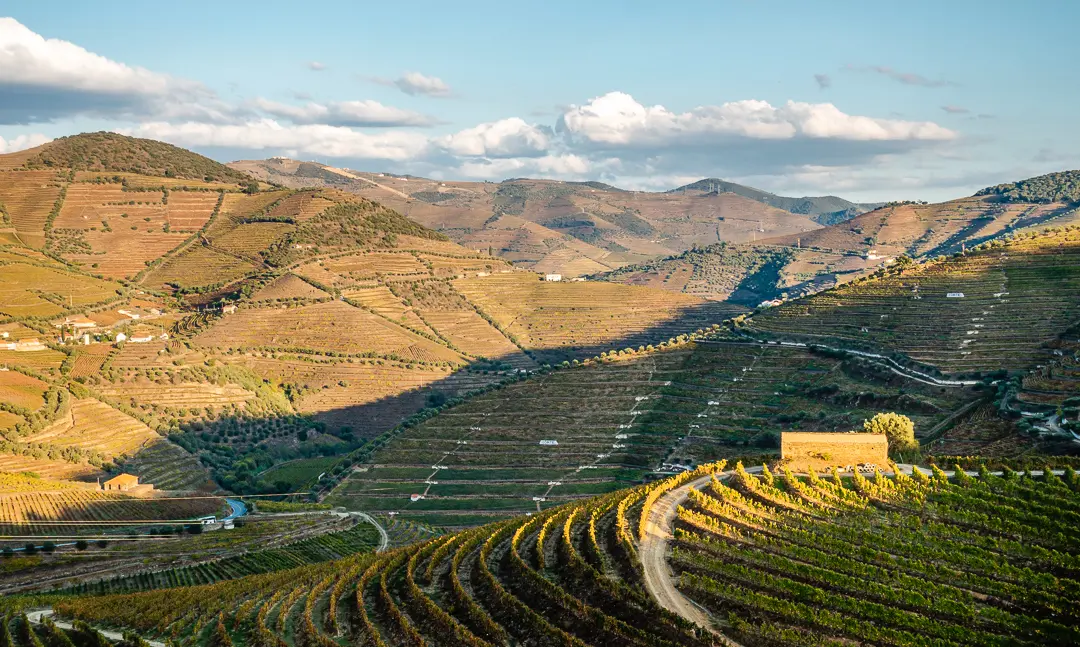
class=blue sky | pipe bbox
[1,1,1077,201]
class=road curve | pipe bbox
[640,474,717,630]
[353,511,390,552]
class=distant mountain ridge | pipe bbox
[670,177,882,223]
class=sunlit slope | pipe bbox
[50,466,1080,647]
[748,228,1080,372]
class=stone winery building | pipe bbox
[780,432,889,472]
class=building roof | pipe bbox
[104,473,139,486]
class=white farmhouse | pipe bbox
[544,274,562,282]
[947,292,965,298]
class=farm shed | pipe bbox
[103,473,140,491]
[780,432,888,472]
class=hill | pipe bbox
[0,135,743,498]
[747,227,1080,373]
[670,177,881,223]
[31,464,1080,647]
[977,169,1080,204]
[229,158,835,277]
[599,174,1080,304]
[15,132,252,184]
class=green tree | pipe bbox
[864,412,918,452]
[243,180,260,195]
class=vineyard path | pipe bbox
[640,466,760,647]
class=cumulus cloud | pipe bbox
[250,98,437,127]
[307,61,326,71]
[814,74,831,89]
[558,92,956,147]
[369,72,452,98]
[0,17,235,124]
[0,132,51,153]
[129,120,430,162]
[847,64,958,88]
[435,118,550,157]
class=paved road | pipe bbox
[223,497,248,521]
[348,511,389,552]
[27,609,165,647]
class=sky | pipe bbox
[1,0,1077,202]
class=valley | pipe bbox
[0,134,1077,646]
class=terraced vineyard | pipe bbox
[0,489,223,534]
[749,228,1080,372]
[329,337,973,527]
[40,465,1079,647]
[672,464,1080,646]
[68,517,381,595]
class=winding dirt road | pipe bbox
[639,467,760,646]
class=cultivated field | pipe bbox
[0,261,119,317]
[749,229,1080,372]
[195,301,464,364]
[45,467,1079,646]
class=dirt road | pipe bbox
[639,474,717,629]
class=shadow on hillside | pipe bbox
[132,299,747,492]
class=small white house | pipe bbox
[539,439,559,446]
[129,334,154,344]
[115,332,128,343]
[544,274,562,282]
[409,493,424,502]
[947,292,965,298]
[222,304,238,315]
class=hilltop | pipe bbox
[977,169,1080,204]
[11,132,252,184]
[229,158,848,277]
[670,177,881,224]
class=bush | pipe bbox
[864,412,918,452]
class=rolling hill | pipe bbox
[0,133,738,497]
[669,177,882,224]
[598,175,1080,304]
[230,158,862,278]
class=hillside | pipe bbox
[0,135,743,498]
[977,169,1080,204]
[229,158,832,277]
[592,242,800,304]
[28,465,1080,647]
[599,175,1080,304]
[748,227,1080,373]
[670,177,881,223]
[15,132,252,183]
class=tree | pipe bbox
[75,540,89,551]
[243,180,260,195]
[864,412,918,452]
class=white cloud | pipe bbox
[129,120,430,162]
[307,61,326,71]
[0,132,51,153]
[0,17,231,124]
[559,92,956,147]
[395,72,452,97]
[251,98,436,127]
[436,118,550,157]
[368,72,453,98]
